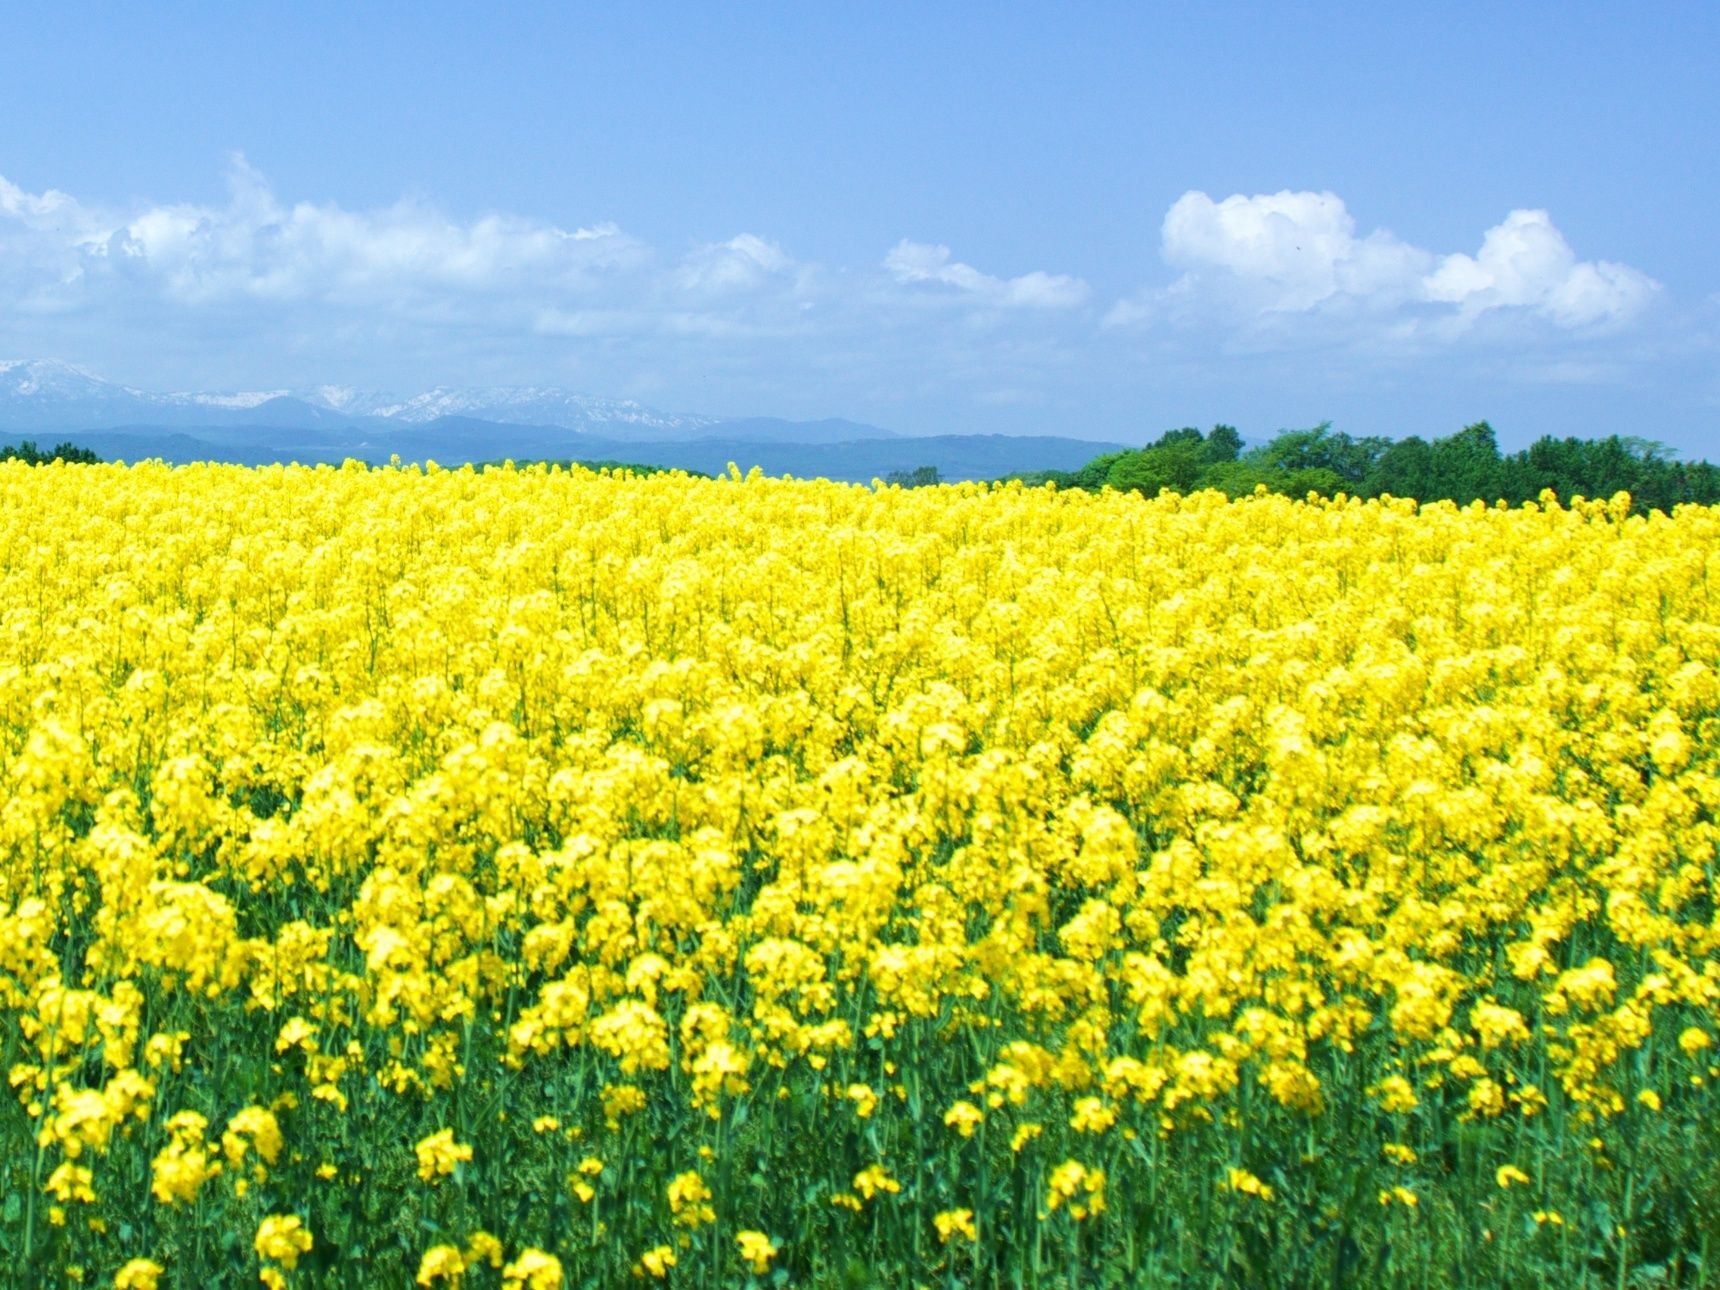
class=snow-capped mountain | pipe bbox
[0,359,772,442]
[0,359,1123,481]
[319,386,723,437]
[0,358,161,428]
[0,359,305,428]
[174,389,294,410]
[0,358,114,400]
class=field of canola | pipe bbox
[1,459,1718,1288]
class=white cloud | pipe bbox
[1,155,653,314]
[0,160,1086,349]
[0,175,107,308]
[1123,189,1658,333]
[1425,209,1658,328]
[884,239,1090,309]
[0,175,84,225]
[675,233,804,294]
[95,156,650,306]
[1161,190,1431,312]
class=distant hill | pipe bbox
[0,358,894,446]
[0,358,1123,481]
[694,417,897,445]
[55,426,1127,483]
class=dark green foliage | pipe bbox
[1363,434,1437,500]
[882,465,942,488]
[1364,421,1504,504]
[1033,421,1720,515]
[1253,422,1391,487]
[1204,423,1245,463]
[0,440,101,465]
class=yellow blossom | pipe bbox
[853,1163,900,1201]
[501,1249,563,1289]
[223,1106,284,1170]
[1070,1096,1117,1134]
[943,1100,984,1138]
[416,1245,466,1286]
[844,1083,878,1118]
[415,1129,473,1183]
[638,1245,677,1278]
[934,1208,978,1243]
[465,1232,504,1269]
[667,1171,715,1228]
[1225,1167,1274,1201]
[735,1230,779,1273]
[254,1214,313,1268]
[1046,1161,1106,1220]
[46,1161,97,1204]
[113,1260,165,1290]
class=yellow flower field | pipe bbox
[1,459,1717,1287]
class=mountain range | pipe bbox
[0,358,746,438]
[0,359,1124,481]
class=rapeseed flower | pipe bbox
[501,1249,563,1289]
[934,1208,978,1243]
[113,1260,164,1290]
[415,1129,473,1183]
[735,1231,779,1273]
[1047,1161,1106,1219]
[255,1214,313,1267]
[415,1245,465,1285]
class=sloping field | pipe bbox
[2,461,1717,1287]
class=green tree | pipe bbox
[1426,420,1504,502]
[882,465,941,488]
[0,439,100,465]
[1024,420,1720,515]
[1252,422,1389,488]
[1204,425,1244,464]
[1362,436,1434,499]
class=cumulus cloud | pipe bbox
[884,239,1090,309]
[0,159,1099,376]
[0,156,662,320]
[1424,209,1658,328]
[0,157,875,370]
[100,156,650,306]
[675,233,809,295]
[0,175,85,226]
[1116,189,1659,333]
[1160,190,1432,313]
[0,175,107,309]
[0,159,1089,337]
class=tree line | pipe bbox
[1011,422,1720,514]
[11,431,1719,515]
[0,439,101,466]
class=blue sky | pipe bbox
[3,2,1717,452]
